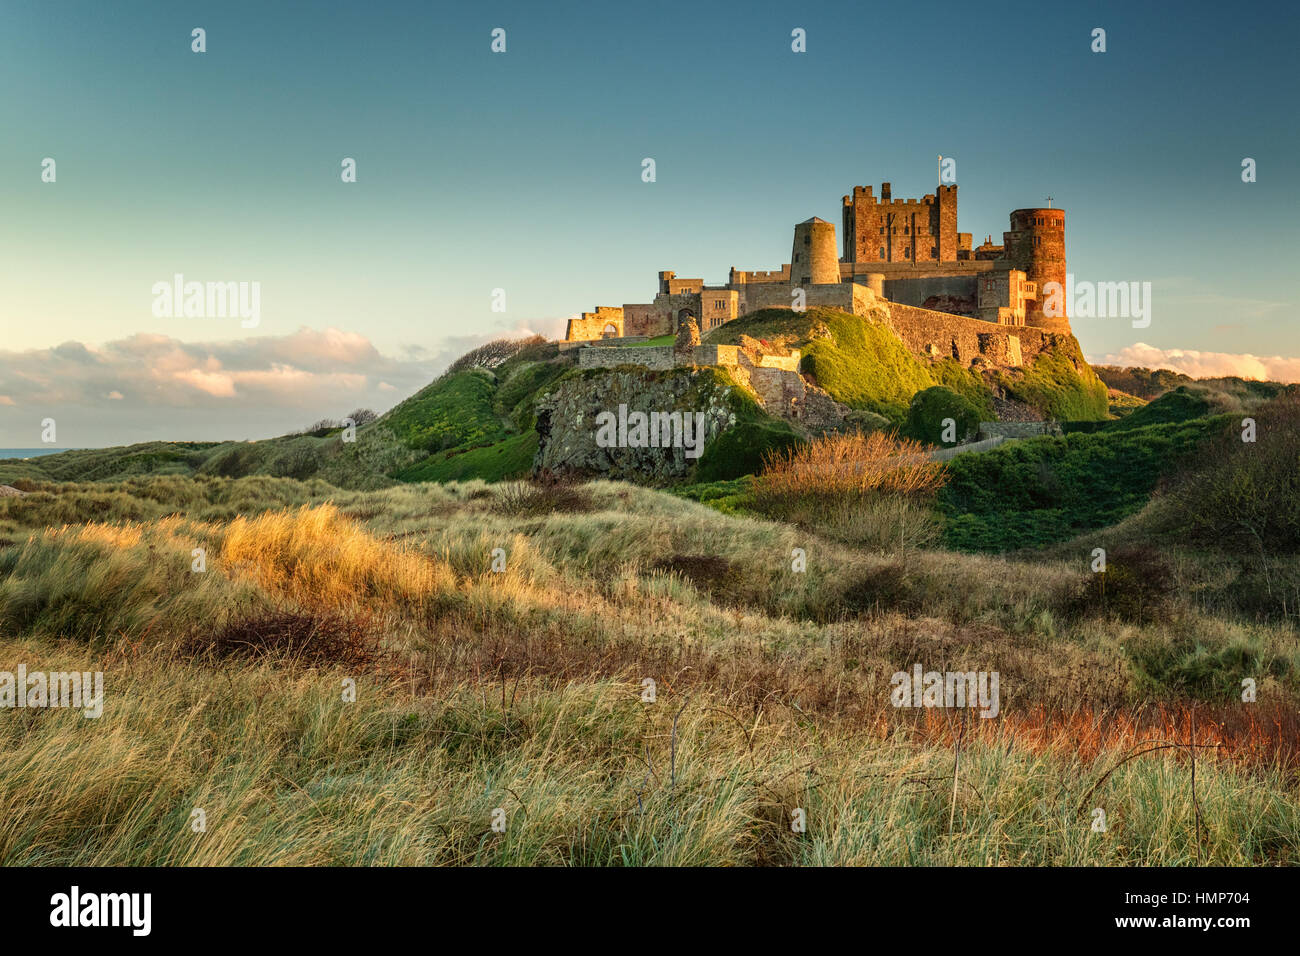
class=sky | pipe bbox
[1,0,1296,447]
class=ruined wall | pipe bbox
[578,343,740,371]
[619,304,659,337]
[565,307,625,341]
[559,335,646,352]
[977,421,1063,440]
[579,345,677,371]
[882,303,1061,369]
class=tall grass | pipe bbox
[0,475,1295,865]
[222,503,454,607]
[747,431,946,551]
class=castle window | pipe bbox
[794,253,800,263]
[879,227,885,235]
[904,248,911,258]
[879,248,885,259]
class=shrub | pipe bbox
[1158,390,1300,554]
[188,608,380,666]
[492,475,593,517]
[940,415,1231,552]
[902,386,981,445]
[694,421,804,482]
[446,335,547,375]
[270,444,323,480]
[1070,544,1178,625]
[747,431,946,550]
[754,431,945,504]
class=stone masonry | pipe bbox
[565,174,1069,344]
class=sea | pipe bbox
[0,448,72,460]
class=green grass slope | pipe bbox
[710,307,994,422]
[940,415,1234,553]
[0,340,576,489]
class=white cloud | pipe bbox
[0,326,440,446]
[1094,343,1300,383]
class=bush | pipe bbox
[1159,390,1300,554]
[940,415,1231,552]
[446,335,547,375]
[270,445,323,480]
[746,431,946,550]
[188,609,380,666]
[694,421,804,482]
[1070,544,1178,625]
[902,386,980,445]
[492,475,593,517]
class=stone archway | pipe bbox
[601,323,618,338]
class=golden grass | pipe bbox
[221,503,455,608]
[0,477,1295,865]
[754,431,946,501]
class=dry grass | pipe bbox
[753,430,946,502]
[222,503,454,608]
[745,432,947,552]
[0,476,1295,865]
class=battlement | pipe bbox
[565,173,1070,347]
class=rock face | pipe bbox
[533,367,740,481]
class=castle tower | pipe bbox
[1004,208,1068,333]
[791,218,838,285]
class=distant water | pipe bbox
[0,448,73,460]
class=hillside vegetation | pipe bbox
[0,475,1296,865]
[0,337,574,490]
[709,307,1105,423]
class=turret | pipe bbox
[791,218,838,285]
[1004,208,1068,333]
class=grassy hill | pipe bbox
[0,318,1219,493]
[0,338,576,490]
[939,414,1236,552]
[708,307,1104,423]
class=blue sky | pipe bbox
[1,0,1296,446]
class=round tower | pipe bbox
[791,217,839,286]
[1005,208,1068,333]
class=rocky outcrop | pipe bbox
[533,367,742,481]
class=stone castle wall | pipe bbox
[577,344,742,371]
[883,303,1061,368]
[737,281,871,316]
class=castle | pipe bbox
[564,179,1069,343]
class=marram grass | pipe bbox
[0,477,1295,865]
